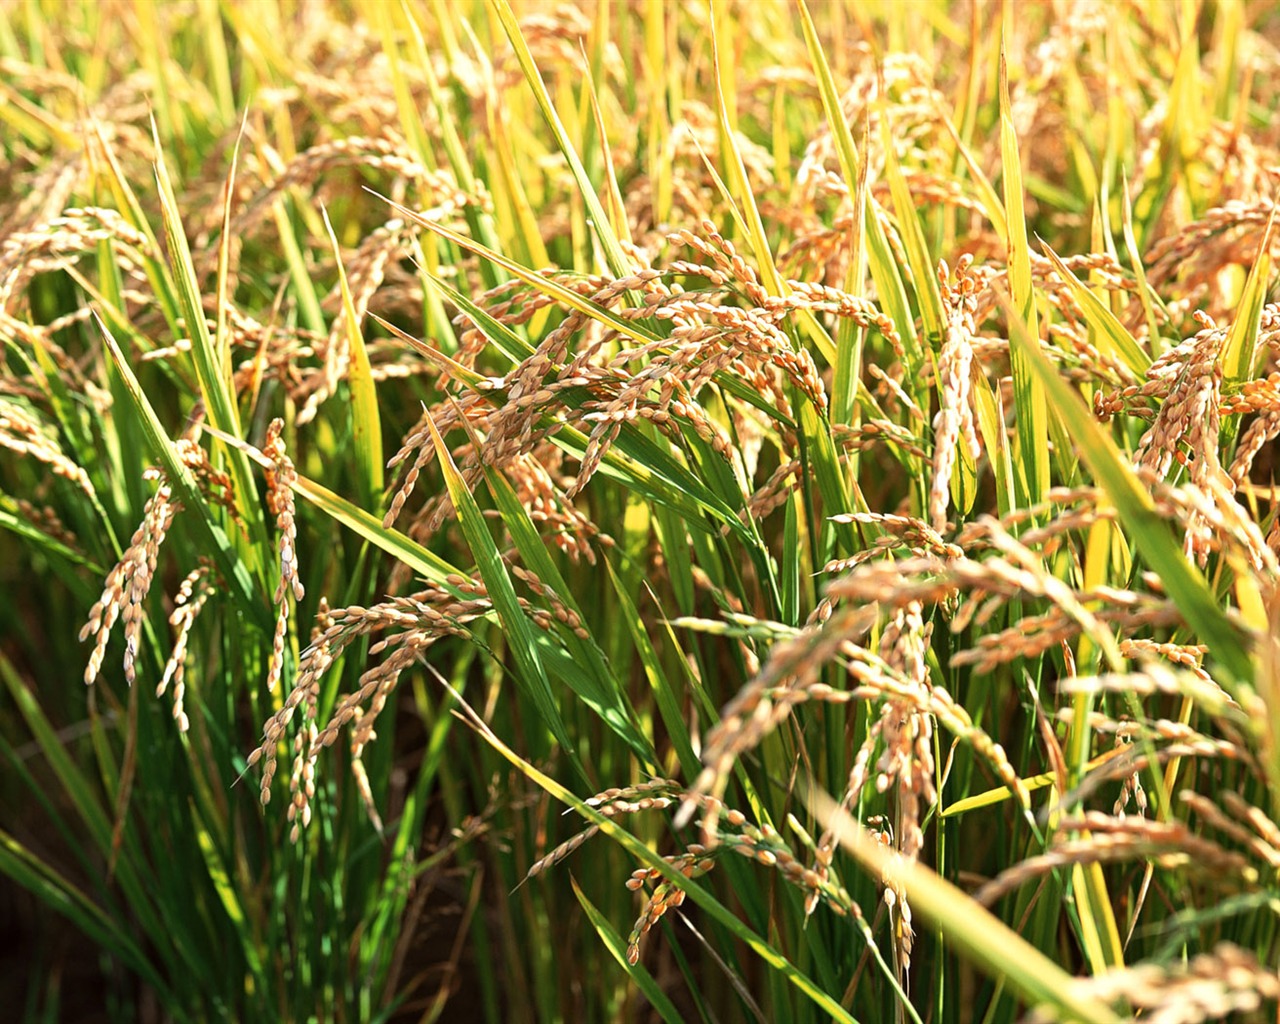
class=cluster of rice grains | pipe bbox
[79,439,235,722]
[4,0,1280,1018]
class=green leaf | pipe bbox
[879,101,945,348]
[810,790,1121,1024]
[710,18,781,299]
[1038,239,1151,378]
[941,112,1009,247]
[95,317,269,630]
[942,748,1128,818]
[290,473,464,586]
[150,118,268,573]
[796,0,916,360]
[1007,302,1252,687]
[1000,43,1049,509]
[192,810,263,977]
[1120,174,1165,357]
[476,456,657,769]
[0,827,169,997]
[0,495,103,575]
[420,408,586,782]
[450,692,860,1024]
[1,654,112,854]
[1220,206,1275,387]
[492,0,631,280]
[321,206,385,505]
[605,560,701,781]
[571,878,686,1024]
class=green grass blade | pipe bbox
[1000,42,1049,508]
[879,102,945,348]
[1133,18,1200,242]
[270,198,326,337]
[95,317,269,629]
[392,199,653,343]
[1220,207,1275,386]
[571,878,686,1024]
[0,495,103,576]
[1073,861,1124,971]
[972,367,1015,519]
[420,409,586,783]
[450,692,860,1024]
[196,0,234,122]
[191,810,264,978]
[87,119,183,338]
[475,457,657,768]
[796,0,916,358]
[1007,299,1253,687]
[580,43,632,247]
[940,112,1009,246]
[604,559,701,781]
[0,827,169,997]
[831,124,870,431]
[321,206,385,505]
[1037,239,1151,377]
[942,748,1127,818]
[707,12,837,369]
[368,0,434,169]
[491,0,631,280]
[289,473,463,586]
[810,790,1122,1024]
[1,655,112,854]
[150,119,268,571]
[1120,174,1165,357]
[214,118,246,378]
[710,16,780,299]
[206,395,454,597]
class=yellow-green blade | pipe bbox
[1000,42,1049,509]
[320,207,384,505]
[1039,239,1151,377]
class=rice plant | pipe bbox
[3,1,1280,1021]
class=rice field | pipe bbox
[3,1,1280,1021]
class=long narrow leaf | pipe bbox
[150,119,268,569]
[421,409,587,782]
[95,317,269,629]
[571,878,686,1024]
[1000,43,1049,508]
[1038,239,1151,377]
[449,689,860,1024]
[809,789,1121,1023]
[321,207,385,504]
[1006,297,1253,686]
[492,0,632,280]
